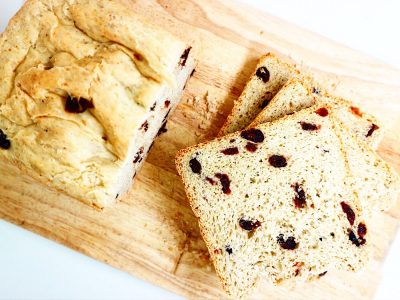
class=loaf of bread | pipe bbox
[0,0,195,208]
[176,106,370,298]
[250,78,384,149]
[219,53,302,135]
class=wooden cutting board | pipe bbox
[1,0,399,299]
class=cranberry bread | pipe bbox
[0,0,195,208]
[176,106,369,298]
[250,78,384,149]
[219,53,302,135]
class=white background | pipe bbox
[1,0,400,299]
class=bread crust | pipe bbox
[0,0,195,207]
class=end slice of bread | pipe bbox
[219,53,302,136]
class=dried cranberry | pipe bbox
[65,95,94,113]
[215,173,231,195]
[349,229,366,247]
[221,147,239,155]
[240,129,264,143]
[300,122,321,131]
[140,121,149,132]
[315,107,329,117]
[259,98,271,109]
[189,158,201,174]
[0,129,11,150]
[255,66,270,83]
[350,106,363,117]
[293,262,304,277]
[292,183,306,209]
[277,234,298,250]
[134,53,143,61]
[157,122,168,136]
[43,63,53,70]
[268,155,287,168]
[214,249,222,255]
[179,47,192,67]
[206,177,216,185]
[239,218,261,231]
[366,123,379,137]
[357,223,367,238]
[133,147,144,163]
[225,245,233,255]
[245,142,257,153]
[164,100,171,108]
[340,202,355,226]
[319,271,328,277]
[229,139,235,143]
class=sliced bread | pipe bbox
[250,78,384,149]
[176,106,369,298]
[249,79,398,215]
[219,53,302,136]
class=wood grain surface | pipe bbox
[1,0,400,299]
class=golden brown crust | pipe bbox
[0,0,193,207]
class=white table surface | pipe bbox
[1,1,399,299]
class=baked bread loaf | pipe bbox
[176,106,370,298]
[0,0,195,208]
[249,78,384,149]
[219,53,302,135]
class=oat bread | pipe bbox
[250,78,384,149]
[219,53,302,135]
[176,106,369,298]
[0,0,195,208]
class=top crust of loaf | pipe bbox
[0,0,192,207]
[177,106,370,298]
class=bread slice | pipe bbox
[249,79,398,215]
[219,53,302,135]
[250,78,384,149]
[0,0,195,208]
[176,106,370,298]
[332,114,400,215]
